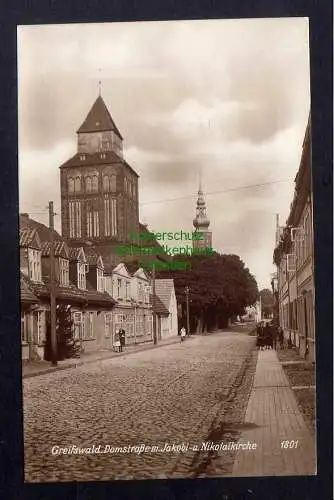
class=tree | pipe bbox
[44,304,81,361]
[259,288,275,318]
[156,252,258,333]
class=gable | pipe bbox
[112,263,130,278]
[154,279,175,312]
[133,267,149,281]
[19,228,41,250]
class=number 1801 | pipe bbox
[280,440,299,449]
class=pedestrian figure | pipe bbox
[119,328,126,352]
[180,327,186,343]
[263,322,272,350]
[114,331,121,352]
[256,322,263,350]
[271,323,278,350]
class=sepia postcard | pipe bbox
[18,18,317,482]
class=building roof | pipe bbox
[77,95,123,139]
[41,241,69,258]
[154,279,175,312]
[19,227,41,250]
[150,293,169,316]
[68,247,86,262]
[20,273,39,303]
[59,152,139,179]
[23,274,116,309]
[84,247,104,267]
[20,214,62,242]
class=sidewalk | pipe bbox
[22,335,188,379]
[232,349,316,477]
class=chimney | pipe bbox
[20,213,30,221]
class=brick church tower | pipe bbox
[59,94,139,257]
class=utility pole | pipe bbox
[49,202,57,366]
[185,286,190,336]
[152,262,157,345]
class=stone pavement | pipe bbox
[22,335,186,379]
[232,349,317,477]
[23,331,254,482]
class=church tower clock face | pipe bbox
[59,95,139,249]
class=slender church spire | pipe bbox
[193,174,212,250]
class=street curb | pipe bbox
[22,336,195,379]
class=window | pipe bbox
[103,175,109,192]
[117,278,122,298]
[75,176,81,192]
[104,196,117,237]
[34,311,45,345]
[68,177,74,193]
[92,175,98,192]
[125,281,130,300]
[28,249,42,282]
[69,201,81,238]
[97,268,104,292]
[21,312,28,343]
[145,286,149,304]
[79,154,86,161]
[105,312,112,338]
[59,258,69,286]
[110,174,116,192]
[305,212,312,259]
[73,312,84,340]
[138,282,144,302]
[86,177,92,192]
[93,211,99,237]
[77,262,86,289]
[88,312,94,339]
[100,153,106,159]
[87,205,99,238]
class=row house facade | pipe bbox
[104,265,153,345]
[20,225,116,360]
[19,215,161,360]
[273,115,315,361]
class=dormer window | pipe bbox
[59,258,69,286]
[28,249,42,282]
[125,281,130,300]
[80,154,86,161]
[77,262,86,290]
[97,268,104,292]
[117,278,122,298]
[100,153,106,159]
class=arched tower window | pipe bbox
[103,175,109,192]
[74,176,81,192]
[68,177,74,193]
[92,175,98,192]
[86,177,92,193]
[110,174,117,192]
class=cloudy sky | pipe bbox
[18,18,310,289]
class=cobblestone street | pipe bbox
[23,331,256,482]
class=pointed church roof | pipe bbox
[77,95,123,139]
